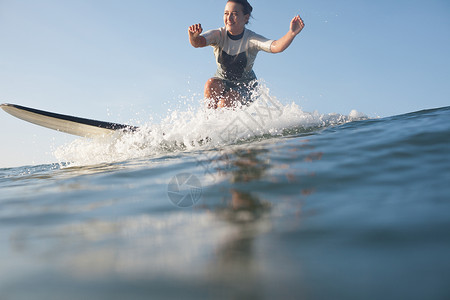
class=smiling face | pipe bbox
[223,1,250,35]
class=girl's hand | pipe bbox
[188,23,206,48]
[290,15,305,36]
[188,23,203,38]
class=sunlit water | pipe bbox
[1,93,449,299]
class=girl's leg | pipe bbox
[204,78,242,109]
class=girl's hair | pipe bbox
[227,0,253,17]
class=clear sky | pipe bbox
[1,0,449,168]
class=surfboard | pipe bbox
[1,103,138,138]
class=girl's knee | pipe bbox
[204,78,224,98]
[205,78,223,90]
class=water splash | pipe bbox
[54,84,366,166]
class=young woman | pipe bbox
[188,0,304,109]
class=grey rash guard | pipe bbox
[201,27,274,83]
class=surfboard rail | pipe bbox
[1,103,138,138]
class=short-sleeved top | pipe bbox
[201,27,274,83]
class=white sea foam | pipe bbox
[54,84,366,166]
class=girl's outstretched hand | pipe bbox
[290,15,305,36]
[188,23,203,38]
[188,23,206,48]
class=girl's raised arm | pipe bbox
[271,15,305,54]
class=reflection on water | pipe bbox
[205,147,272,283]
[198,143,324,298]
[201,143,316,287]
[209,147,272,222]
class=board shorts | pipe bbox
[216,77,258,106]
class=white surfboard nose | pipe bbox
[1,103,137,138]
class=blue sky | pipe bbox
[1,0,449,167]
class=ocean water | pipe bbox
[1,95,449,299]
